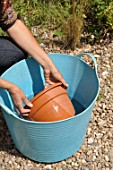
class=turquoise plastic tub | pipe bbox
[0,53,99,163]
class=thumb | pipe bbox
[23,96,33,108]
[61,79,68,89]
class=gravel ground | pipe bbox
[0,38,113,170]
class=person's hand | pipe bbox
[43,67,68,88]
[8,84,33,116]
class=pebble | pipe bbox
[105,155,109,162]
[88,138,94,144]
[81,166,89,170]
[44,165,52,169]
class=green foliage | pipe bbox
[12,0,85,49]
[97,92,103,101]
[105,2,113,29]
[12,0,68,28]
[12,0,39,28]
[85,0,113,36]
[0,28,7,36]
[2,0,113,48]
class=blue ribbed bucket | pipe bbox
[0,53,99,163]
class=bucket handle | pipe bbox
[78,53,98,75]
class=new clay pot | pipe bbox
[27,82,75,122]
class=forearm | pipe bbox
[0,78,15,91]
[5,19,68,88]
[6,19,56,70]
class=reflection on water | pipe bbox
[71,98,86,115]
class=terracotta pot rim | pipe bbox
[30,82,63,103]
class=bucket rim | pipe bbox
[1,53,100,124]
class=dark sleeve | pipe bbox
[0,0,17,31]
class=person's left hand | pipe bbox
[8,84,33,116]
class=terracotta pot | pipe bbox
[27,82,76,122]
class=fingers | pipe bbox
[9,86,33,117]
[44,73,68,89]
[15,100,31,117]
[14,95,33,117]
[44,67,68,89]
[45,81,54,88]
[45,82,49,89]
[15,107,31,117]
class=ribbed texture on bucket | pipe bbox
[0,53,99,162]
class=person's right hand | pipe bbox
[43,65,68,89]
[8,84,33,116]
